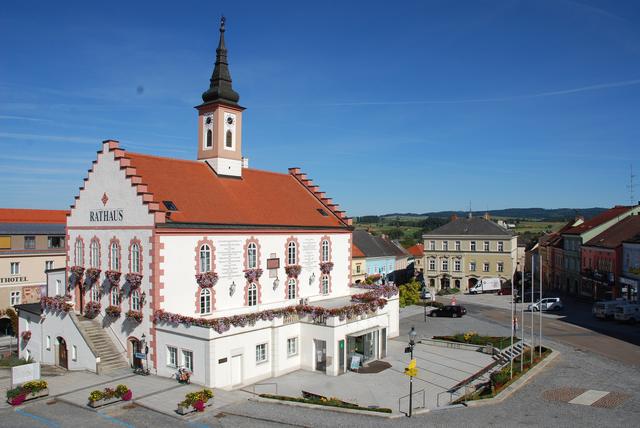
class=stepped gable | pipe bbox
[564,205,634,235]
[288,167,352,227]
[69,140,165,223]
[424,216,513,236]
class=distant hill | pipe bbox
[378,207,608,221]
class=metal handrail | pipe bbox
[251,382,278,395]
[398,389,425,415]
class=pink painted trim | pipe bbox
[319,235,332,263]
[348,233,353,286]
[244,281,261,306]
[195,287,215,315]
[108,236,122,272]
[67,226,156,230]
[320,273,332,295]
[285,236,300,266]
[155,228,352,235]
[285,277,299,300]
[89,236,102,269]
[74,236,85,267]
[129,289,140,311]
[243,236,261,270]
[128,237,143,274]
[149,231,163,370]
[110,287,122,309]
[194,237,216,275]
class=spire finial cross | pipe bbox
[220,15,226,32]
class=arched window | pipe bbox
[91,284,100,302]
[110,288,120,306]
[131,243,141,273]
[321,275,329,295]
[75,239,84,266]
[200,244,211,273]
[248,283,257,306]
[131,290,140,311]
[247,243,257,269]
[321,240,329,262]
[200,288,211,314]
[90,239,100,268]
[287,278,296,300]
[225,130,232,148]
[110,242,120,271]
[206,129,212,148]
[287,241,297,265]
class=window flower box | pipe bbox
[69,266,85,287]
[20,330,31,342]
[319,262,334,274]
[105,305,122,318]
[84,268,101,285]
[125,310,143,323]
[41,296,73,313]
[6,381,48,406]
[84,301,101,319]
[195,271,218,288]
[88,385,132,408]
[176,389,213,415]
[243,268,263,282]
[105,270,122,287]
[125,272,143,289]
[285,265,302,278]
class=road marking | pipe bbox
[96,411,136,427]
[569,390,610,406]
[15,408,61,428]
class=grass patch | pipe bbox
[454,347,552,403]
[432,333,517,350]
[259,393,393,414]
[0,355,32,367]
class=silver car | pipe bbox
[528,297,563,312]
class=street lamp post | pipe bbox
[141,333,148,375]
[407,326,417,417]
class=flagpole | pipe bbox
[539,253,543,357]
[511,262,516,379]
[520,260,524,373]
[531,254,535,364]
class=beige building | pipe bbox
[351,242,367,284]
[422,215,518,292]
[0,209,67,328]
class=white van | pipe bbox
[614,303,640,323]
[469,278,501,294]
[593,300,627,320]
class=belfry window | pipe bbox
[225,130,232,148]
[206,129,212,148]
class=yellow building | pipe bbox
[0,209,67,331]
[422,215,518,292]
[351,242,367,284]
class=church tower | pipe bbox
[196,17,245,177]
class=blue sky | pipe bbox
[1,0,640,216]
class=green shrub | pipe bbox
[399,280,421,307]
[259,394,393,413]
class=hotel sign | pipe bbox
[89,209,124,222]
[0,276,27,284]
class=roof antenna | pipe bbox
[628,164,636,206]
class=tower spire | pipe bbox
[202,16,240,105]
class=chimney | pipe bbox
[450,213,458,222]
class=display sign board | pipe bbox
[350,355,361,370]
[134,352,146,359]
[11,362,40,387]
[267,258,280,269]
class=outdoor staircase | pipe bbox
[493,341,527,365]
[75,316,130,374]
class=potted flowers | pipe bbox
[319,262,334,274]
[176,389,213,415]
[69,266,85,287]
[20,330,32,343]
[84,268,101,285]
[195,271,218,288]
[84,301,101,319]
[105,270,122,287]
[125,272,143,289]
[125,310,143,323]
[105,305,122,318]
[284,265,302,278]
[41,296,73,313]
[6,380,48,406]
[88,384,132,408]
[243,268,263,282]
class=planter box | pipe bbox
[6,388,49,405]
[176,399,212,415]
[88,396,123,408]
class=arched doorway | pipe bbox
[0,317,12,337]
[468,277,478,291]
[454,279,461,289]
[429,278,435,288]
[440,277,450,289]
[128,338,143,369]
[57,337,68,369]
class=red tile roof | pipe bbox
[564,206,635,235]
[0,208,68,224]
[406,243,424,257]
[584,215,640,249]
[352,243,365,258]
[125,152,349,228]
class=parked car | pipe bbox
[428,305,467,318]
[593,300,628,320]
[614,303,640,323]
[528,297,563,312]
[420,288,432,300]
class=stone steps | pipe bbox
[75,317,129,374]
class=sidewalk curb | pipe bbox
[464,349,560,407]
[249,396,401,418]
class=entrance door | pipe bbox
[314,339,326,373]
[58,337,68,369]
[129,339,142,368]
[231,355,243,386]
[381,328,387,358]
[338,340,345,373]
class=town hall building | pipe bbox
[17,19,399,389]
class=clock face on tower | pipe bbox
[226,116,234,125]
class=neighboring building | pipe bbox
[621,237,640,301]
[561,205,640,297]
[538,218,583,292]
[351,230,399,282]
[18,20,399,387]
[406,243,424,274]
[581,216,640,301]
[0,209,67,320]
[423,215,518,291]
[351,243,367,284]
